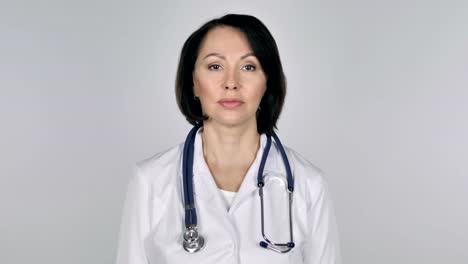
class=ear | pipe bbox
[192,74,199,97]
[194,86,202,98]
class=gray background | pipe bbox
[1,0,467,263]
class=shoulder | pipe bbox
[283,146,324,182]
[282,146,331,204]
[133,142,184,185]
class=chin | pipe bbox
[207,114,256,129]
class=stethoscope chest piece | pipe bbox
[182,226,205,253]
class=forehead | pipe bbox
[198,26,253,55]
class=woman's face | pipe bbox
[193,26,267,129]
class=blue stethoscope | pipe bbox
[181,125,295,254]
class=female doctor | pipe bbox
[116,14,341,264]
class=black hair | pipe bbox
[175,13,286,135]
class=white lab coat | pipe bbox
[116,128,341,264]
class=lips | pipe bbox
[218,98,243,108]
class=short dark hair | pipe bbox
[175,14,286,135]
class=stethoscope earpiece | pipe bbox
[259,240,295,253]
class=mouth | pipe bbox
[218,98,244,108]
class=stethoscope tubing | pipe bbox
[182,126,295,253]
[257,134,295,253]
[182,125,200,226]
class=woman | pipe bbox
[116,14,341,264]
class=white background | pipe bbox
[1,0,467,263]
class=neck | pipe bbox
[201,122,260,168]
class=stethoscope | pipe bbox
[181,125,295,254]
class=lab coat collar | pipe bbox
[191,127,281,209]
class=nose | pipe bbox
[224,68,238,90]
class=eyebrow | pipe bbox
[202,52,256,60]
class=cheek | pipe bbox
[198,86,218,103]
[193,74,218,98]
[244,72,266,91]
[250,79,267,100]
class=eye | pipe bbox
[243,64,256,71]
[208,64,222,70]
